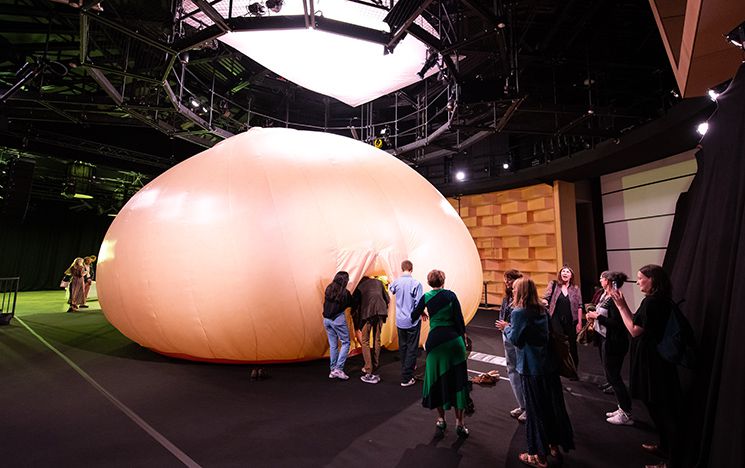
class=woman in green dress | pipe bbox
[411,269,470,437]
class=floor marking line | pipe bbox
[15,316,202,468]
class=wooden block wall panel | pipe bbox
[521,184,553,199]
[529,234,555,247]
[501,200,528,214]
[454,182,565,304]
[532,208,554,222]
[507,248,530,259]
[534,247,557,259]
[502,236,529,248]
[476,205,499,216]
[527,197,553,211]
[506,212,528,224]
[471,226,501,238]
[481,215,501,226]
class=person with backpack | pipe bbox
[610,264,682,468]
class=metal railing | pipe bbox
[0,277,20,325]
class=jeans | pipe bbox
[398,322,421,382]
[323,314,350,371]
[503,333,526,409]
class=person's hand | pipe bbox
[610,289,627,308]
[586,311,598,320]
[495,319,508,331]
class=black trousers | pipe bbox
[398,323,421,383]
[601,339,632,412]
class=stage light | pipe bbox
[189,96,200,108]
[707,79,732,102]
[247,2,265,16]
[707,89,719,101]
[502,162,510,170]
[726,21,745,48]
[265,0,283,13]
[455,170,466,181]
[697,122,709,136]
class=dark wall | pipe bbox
[0,207,113,290]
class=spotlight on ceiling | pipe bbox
[726,21,745,48]
[502,162,510,170]
[265,0,283,13]
[247,2,265,16]
[455,170,466,182]
[707,79,732,101]
[62,161,95,200]
[696,122,709,136]
[189,96,200,108]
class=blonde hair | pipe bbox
[513,278,541,309]
[65,257,84,275]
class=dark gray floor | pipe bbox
[2,297,662,467]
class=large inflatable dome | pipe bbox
[97,128,483,363]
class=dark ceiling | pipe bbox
[0,0,703,219]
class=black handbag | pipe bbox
[550,330,578,379]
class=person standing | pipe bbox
[543,265,584,370]
[352,275,390,384]
[497,278,574,467]
[411,269,471,437]
[65,257,86,312]
[322,271,353,380]
[586,271,633,425]
[495,269,527,422]
[610,265,682,468]
[389,260,424,387]
[80,255,96,308]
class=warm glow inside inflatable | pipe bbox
[97,128,483,363]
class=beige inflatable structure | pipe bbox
[97,128,483,363]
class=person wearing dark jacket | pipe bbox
[586,271,633,425]
[352,275,390,384]
[323,271,353,380]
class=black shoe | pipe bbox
[456,425,469,438]
[602,386,615,394]
[598,382,611,390]
[79,305,89,308]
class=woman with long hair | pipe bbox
[610,265,681,468]
[322,271,353,380]
[586,271,633,425]
[498,278,574,468]
[411,269,471,437]
[65,257,86,312]
[543,265,584,369]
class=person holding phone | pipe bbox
[586,271,633,425]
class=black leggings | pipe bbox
[601,340,631,412]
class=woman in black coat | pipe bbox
[611,264,681,468]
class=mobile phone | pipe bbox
[612,281,619,290]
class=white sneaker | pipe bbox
[334,369,349,380]
[606,407,622,418]
[517,411,527,422]
[509,407,524,418]
[329,371,337,379]
[361,373,379,384]
[607,410,634,425]
[401,378,416,387]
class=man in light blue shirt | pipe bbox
[389,260,424,387]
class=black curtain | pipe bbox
[664,62,745,467]
[0,207,112,291]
